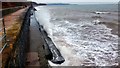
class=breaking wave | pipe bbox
[34,6,119,66]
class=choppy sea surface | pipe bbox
[34,4,119,66]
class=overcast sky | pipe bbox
[27,0,119,3]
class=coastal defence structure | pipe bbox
[0,2,64,68]
[0,2,31,67]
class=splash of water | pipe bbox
[34,6,53,39]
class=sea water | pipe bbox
[34,4,119,66]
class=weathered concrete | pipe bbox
[1,8,27,67]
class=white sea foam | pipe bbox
[94,11,110,14]
[34,6,118,66]
[51,20,118,66]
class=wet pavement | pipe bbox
[26,14,49,67]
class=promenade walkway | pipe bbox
[26,12,49,67]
